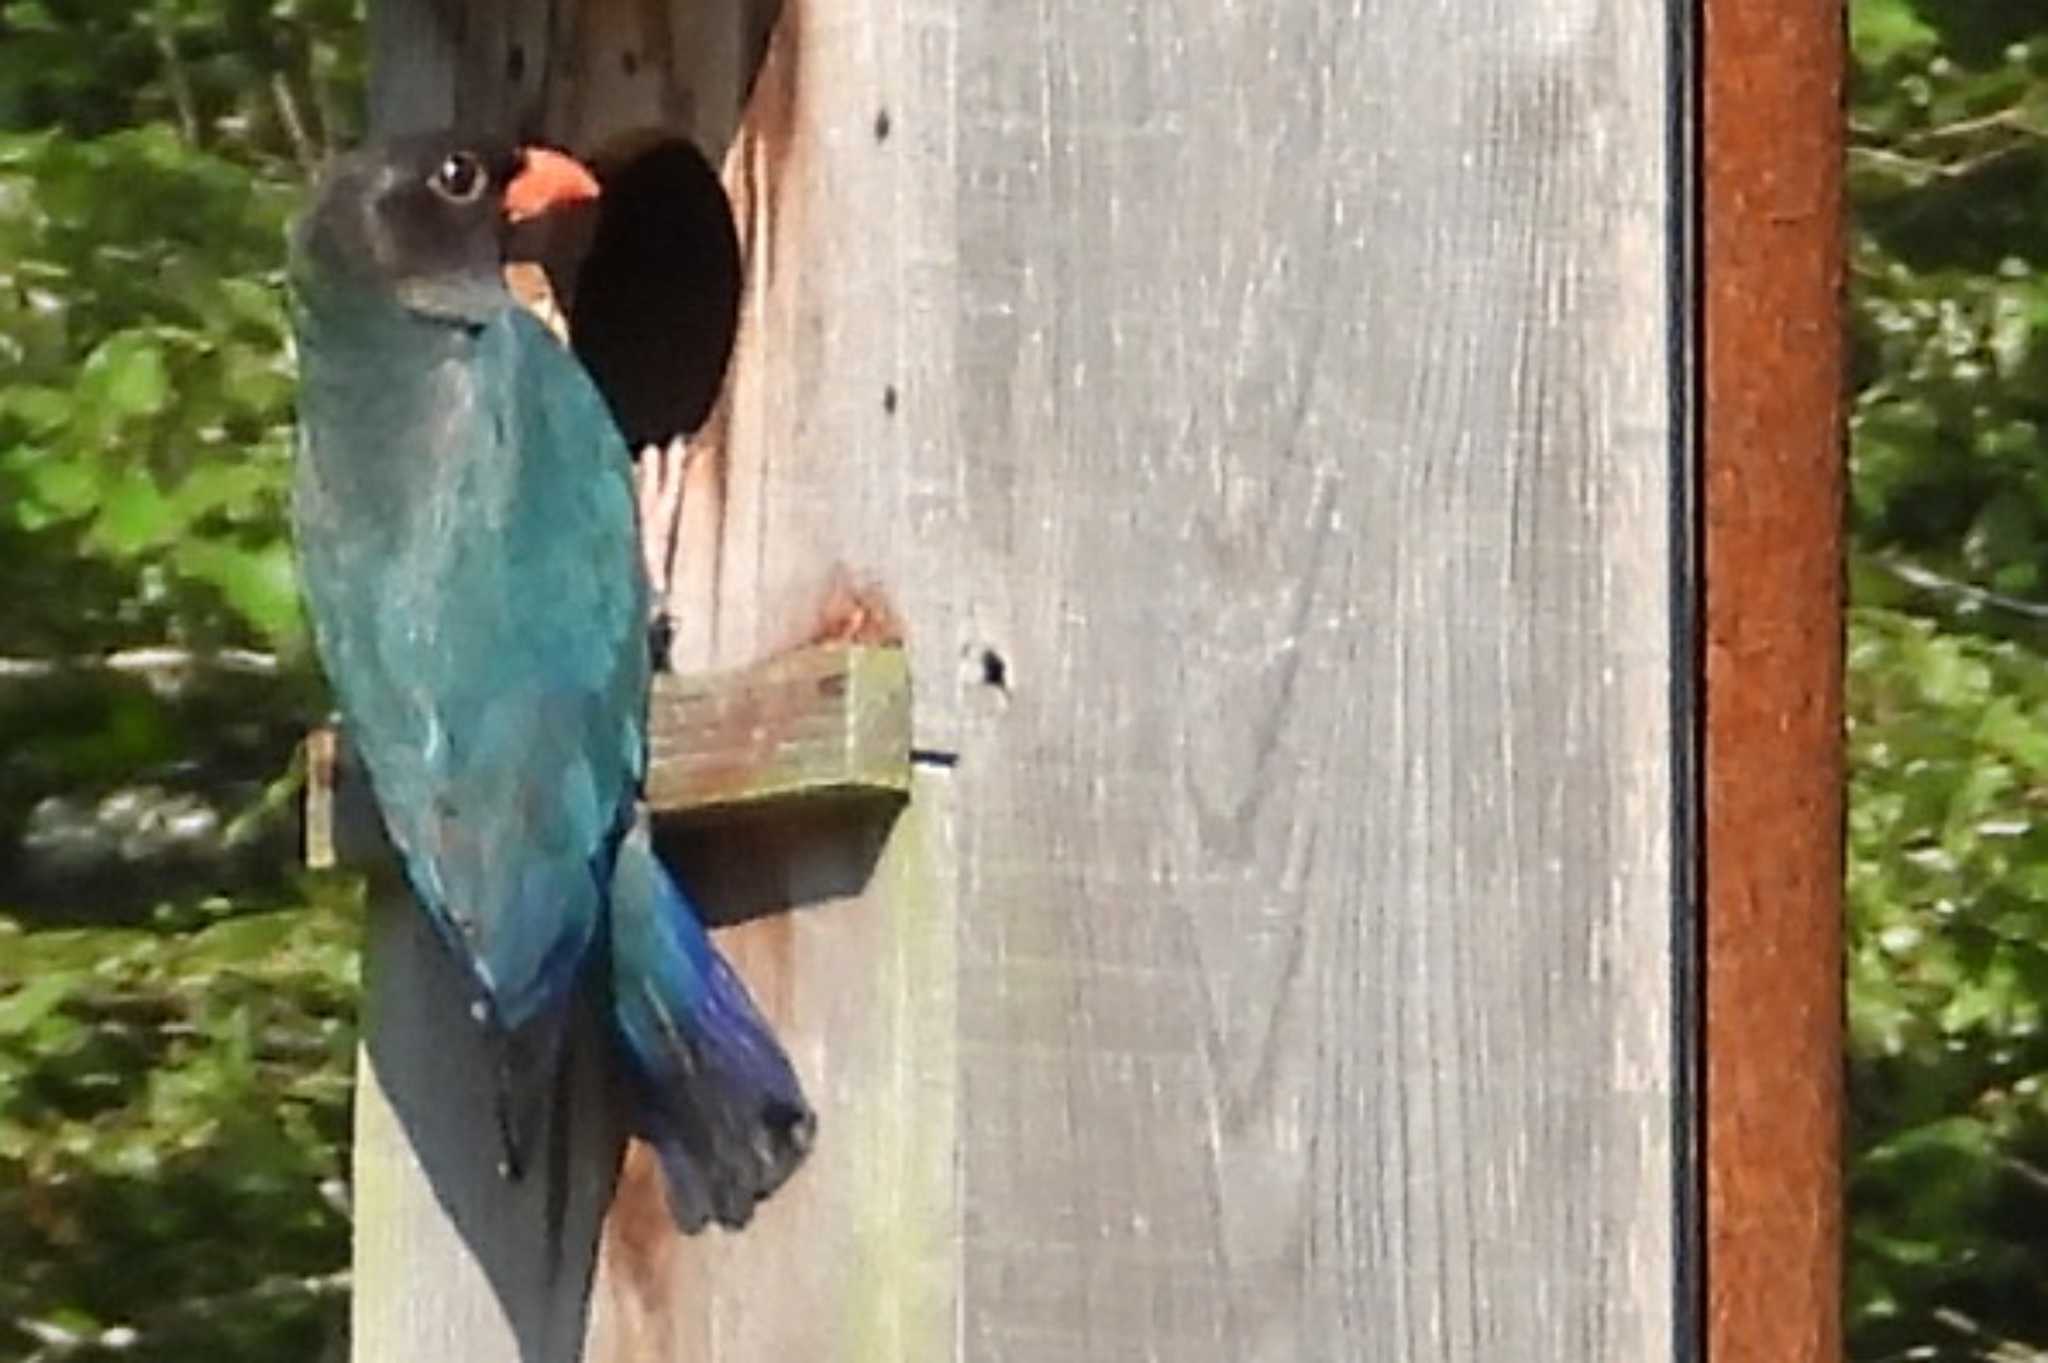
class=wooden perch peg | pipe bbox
[306,642,911,861]
[645,643,911,826]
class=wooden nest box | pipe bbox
[337,1,1846,1361]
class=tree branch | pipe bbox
[0,647,281,682]
[1875,556,2048,623]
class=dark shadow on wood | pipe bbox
[643,641,913,837]
[362,900,626,1363]
[651,797,902,929]
[342,759,626,1363]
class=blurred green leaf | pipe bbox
[0,4,363,1360]
[1846,10,2048,1358]
[81,332,171,418]
[1854,0,1938,67]
[90,467,175,554]
[174,537,303,646]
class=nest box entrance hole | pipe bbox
[560,135,745,450]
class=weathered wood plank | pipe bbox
[644,644,911,825]
[359,8,948,1363]
[586,0,1688,1358]
[574,3,967,1358]
[360,1,1692,1360]
[539,0,777,161]
[936,5,1681,1356]
[308,646,913,851]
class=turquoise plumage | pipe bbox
[289,133,811,1229]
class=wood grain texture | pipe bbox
[362,6,958,1363]
[656,0,1686,1358]
[1702,1,1846,1360]
[644,644,911,824]
[940,6,1682,1358]
[361,0,1694,1358]
[542,0,777,162]
[310,646,912,851]
[583,6,963,1359]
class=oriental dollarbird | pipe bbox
[288,132,812,1231]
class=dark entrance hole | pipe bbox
[567,139,744,448]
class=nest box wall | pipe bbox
[359,5,962,1362]
[370,0,777,159]
[349,1,1728,1360]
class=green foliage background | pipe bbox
[1851,2,2048,1357]
[0,0,2041,1358]
[0,3,362,1359]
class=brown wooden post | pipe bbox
[1702,1,1847,1360]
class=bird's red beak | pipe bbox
[504,146,601,224]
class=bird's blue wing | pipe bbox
[295,303,646,1030]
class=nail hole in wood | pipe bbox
[979,649,1008,691]
[874,108,891,142]
[506,44,525,81]
[882,384,898,414]
[621,49,639,77]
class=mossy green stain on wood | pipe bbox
[828,776,958,1363]
[644,643,913,826]
[311,644,914,859]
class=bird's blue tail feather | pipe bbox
[607,821,813,1230]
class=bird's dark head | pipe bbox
[292,132,600,326]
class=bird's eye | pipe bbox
[430,151,487,203]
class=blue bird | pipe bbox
[288,132,812,1230]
